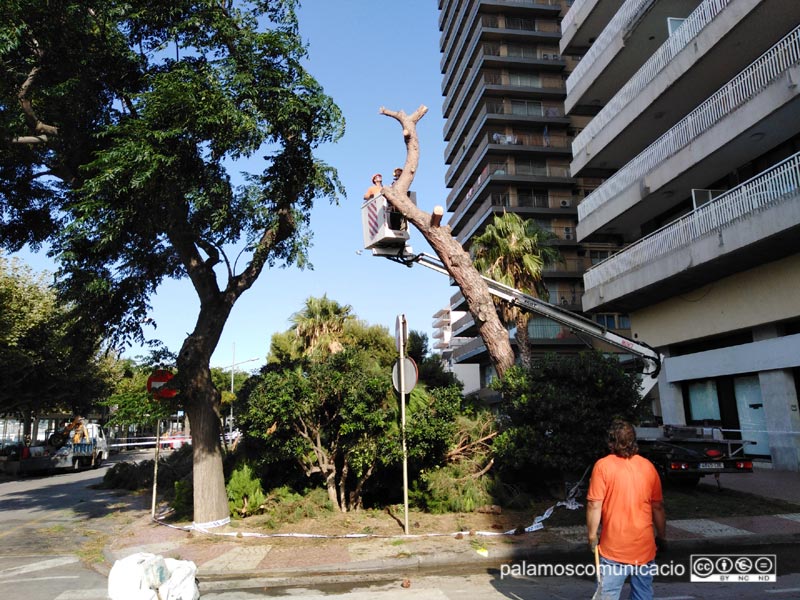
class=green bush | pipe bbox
[172,480,193,520]
[493,352,644,485]
[256,486,334,529]
[411,463,494,514]
[226,463,266,518]
[100,445,193,496]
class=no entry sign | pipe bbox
[147,369,178,399]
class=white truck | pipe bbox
[15,419,109,474]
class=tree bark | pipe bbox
[176,300,232,526]
[515,313,533,370]
[379,106,515,377]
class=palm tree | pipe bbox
[471,212,561,368]
[290,294,354,357]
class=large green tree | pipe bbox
[471,212,560,368]
[0,255,111,426]
[0,1,343,523]
[289,294,354,358]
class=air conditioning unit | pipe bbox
[564,226,574,240]
[559,199,571,208]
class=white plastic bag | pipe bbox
[108,553,164,600]
[159,557,200,600]
[108,552,199,600]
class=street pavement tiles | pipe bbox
[669,518,754,537]
[200,544,273,571]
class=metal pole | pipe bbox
[230,343,235,439]
[399,314,409,535]
[151,418,160,519]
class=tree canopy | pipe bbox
[471,212,560,368]
[0,255,111,420]
[239,297,463,512]
[1,0,344,523]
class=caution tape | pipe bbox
[152,465,590,540]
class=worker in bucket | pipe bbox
[586,419,667,600]
[363,173,383,200]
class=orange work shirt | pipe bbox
[587,454,662,565]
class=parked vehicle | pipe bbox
[636,424,754,486]
[2,418,109,475]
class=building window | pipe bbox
[595,314,616,329]
[590,250,611,265]
[509,73,541,88]
[687,380,721,422]
[511,100,543,116]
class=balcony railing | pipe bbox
[584,152,800,289]
[565,0,654,94]
[578,25,800,221]
[485,100,564,117]
[572,0,733,157]
[464,163,572,202]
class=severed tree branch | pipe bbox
[377,105,516,377]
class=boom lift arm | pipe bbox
[386,251,663,398]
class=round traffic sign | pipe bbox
[147,369,178,399]
[392,357,418,393]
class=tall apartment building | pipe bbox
[562,0,800,470]
[437,0,615,392]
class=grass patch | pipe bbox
[75,530,108,564]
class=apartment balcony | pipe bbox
[445,99,568,166]
[450,289,467,312]
[450,321,587,365]
[564,0,702,116]
[452,312,477,337]
[450,336,489,364]
[441,4,561,79]
[451,193,579,243]
[442,21,565,104]
[444,68,566,142]
[543,256,590,278]
[560,0,625,56]
[448,159,573,215]
[446,128,572,190]
[577,26,800,241]
[582,153,800,312]
[571,0,800,176]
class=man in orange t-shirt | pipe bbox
[587,419,666,600]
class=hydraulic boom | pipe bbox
[387,251,662,398]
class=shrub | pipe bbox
[411,463,494,514]
[227,463,266,518]
[172,480,193,520]
[493,352,644,487]
[256,486,334,529]
[100,445,193,497]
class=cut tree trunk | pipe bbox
[379,105,515,377]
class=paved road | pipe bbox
[1,458,799,599]
[196,559,800,599]
[0,455,147,600]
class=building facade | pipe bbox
[437,0,628,392]
[562,0,800,469]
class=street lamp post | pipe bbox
[228,343,261,439]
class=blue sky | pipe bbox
[17,1,454,372]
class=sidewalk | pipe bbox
[102,468,800,581]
